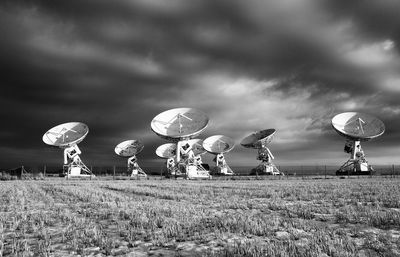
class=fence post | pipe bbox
[301,166,303,179]
[43,165,46,178]
[278,166,281,180]
[392,164,395,178]
[324,165,327,179]
[113,166,116,180]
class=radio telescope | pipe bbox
[151,108,211,179]
[332,112,385,175]
[151,107,209,141]
[181,138,209,176]
[241,129,283,175]
[43,122,94,178]
[156,143,177,159]
[115,140,147,178]
[203,135,235,175]
[156,143,177,178]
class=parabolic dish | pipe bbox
[115,140,144,157]
[203,135,235,154]
[241,129,276,149]
[156,143,177,158]
[43,122,89,147]
[151,108,209,140]
[332,112,385,141]
[186,139,206,156]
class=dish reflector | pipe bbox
[43,122,89,147]
[151,108,209,140]
[332,112,385,141]
[241,129,276,149]
[115,140,144,157]
[203,135,235,154]
[186,139,206,156]
[156,143,177,158]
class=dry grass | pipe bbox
[0,177,400,256]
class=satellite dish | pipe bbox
[43,122,94,178]
[187,139,206,156]
[203,135,235,154]
[240,129,283,176]
[43,122,89,147]
[332,112,385,176]
[156,143,177,158]
[115,140,147,178]
[151,108,209,140]
[115,140,144,157]
[241,129,276,149]
[332,112,385,141]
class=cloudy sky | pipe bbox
[1,0,400,169]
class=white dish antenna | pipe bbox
[203,135,235,154]
[43,122,89,147]
[241,129,276,149]
[187,139,206,156]
[156,143,177,158]
[151,108,209,140]
[115,140,144,157]
[332,112,385,141]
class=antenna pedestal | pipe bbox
[336,141,373,176]
[128,156,147,179]
[185,164,211,180]
[253,162,281,175]
[64,145,94,179]
[210,153,234,175]
[64,162,93,179]
[251,147,283,175]
[175,162,210,180]
[163,157,176,178]
[176,140,211,179]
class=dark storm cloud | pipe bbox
[324,0,400,42]
[0,0,399,168]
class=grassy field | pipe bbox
[1,177,400,256]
